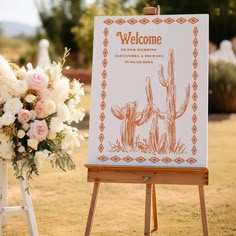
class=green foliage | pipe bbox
[135,0,236,46]
[35,0,84,66]
[72,0,137,68]
[72,4,97,68]
[209,61,236,113]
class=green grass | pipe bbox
[2,87,236,236]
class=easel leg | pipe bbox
[152,184,158,232]
[85,182,100,236]
[0,163,4,236]
[20,179,39,236]
[198,185,208,236]
[144,184,152,236]
[0,160,8,236]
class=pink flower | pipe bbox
[35,100,46,118]
[26,69,49,91]
[27,120,49,142]
[18,109,31,123]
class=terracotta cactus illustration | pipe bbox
[158,49,190,152]
[111,80,153,151]
[111,102,138,150]
[110,49,190,154]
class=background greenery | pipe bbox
[209,61,236,113]
[1,1,236,110]
[32,0,236,68]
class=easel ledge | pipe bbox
[85,165,208,185]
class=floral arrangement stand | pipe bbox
[0,158,39,236]
[0,48,84,235]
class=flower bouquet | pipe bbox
[0,50,85,183]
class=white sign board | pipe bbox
[88,15,208,167]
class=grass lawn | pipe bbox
[2,86,236,236]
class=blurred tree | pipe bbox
[35,0,85,66]
[209,0,236,46]
[135,0,236,46]
[72,0,137,68]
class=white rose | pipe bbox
[27,139,39,150]
[25,94,36,103]
[1,113,16,126]
[17,130,25,139]
[3,98,23,115]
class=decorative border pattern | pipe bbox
[103,17,199,25]
[98,17,200,165]
[98,28,109,153]
[97,155,197,164]
[191,26,199,159]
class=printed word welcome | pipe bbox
[116,32,162,45]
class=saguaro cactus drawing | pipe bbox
[110,49,190,154]
[111,77,153,151]
[158,49,190,152]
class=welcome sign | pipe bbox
[88,15,208,168]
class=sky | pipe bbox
[0,0,94,26]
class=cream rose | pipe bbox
[25,94,36,103]
[44,99,56,115]
[26,68,49,92]
[27,138,39,150]
[17,130,25,139]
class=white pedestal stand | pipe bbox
[0,158,39,236]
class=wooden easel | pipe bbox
[85,5,208,236]
[0,157,39,236]
[85,165,208,236]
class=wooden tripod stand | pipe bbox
[85,165,208,236]
[0,158,39,236]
